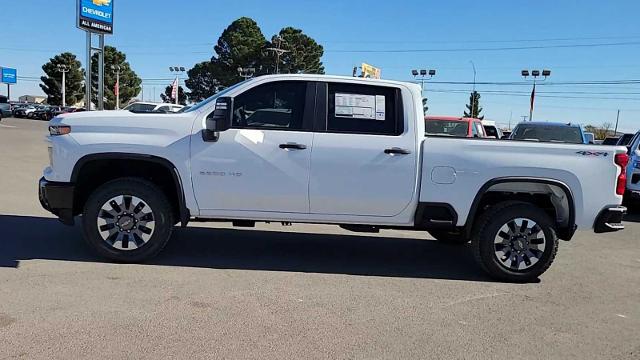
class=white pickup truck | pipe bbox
[39,74,629,282]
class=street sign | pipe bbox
[1,67,17,84]
[77,0,114,34]
[361,63,381,79]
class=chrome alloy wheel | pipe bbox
[493,218,546,271]
[96,195,155,250]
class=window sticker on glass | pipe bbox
[335,93,385,120]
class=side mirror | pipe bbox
[203,97,233,142]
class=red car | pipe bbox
[424,116,487,138]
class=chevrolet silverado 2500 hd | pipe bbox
[39,74,628,282]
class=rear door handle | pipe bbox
[279,143,307,150]
[384,147,411,155]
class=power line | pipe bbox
[326,41,640,53]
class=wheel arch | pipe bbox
[464,177,576,241]
[71,153,190,227]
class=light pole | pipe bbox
[238,67,256,80]
[521,69,551,121]
[411,69,436,93]
[56,64,69,107]
[169,66,185,105]
[111,65,121,109]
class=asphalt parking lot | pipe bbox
[0,117,639,359]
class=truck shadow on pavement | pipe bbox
[0,215,492,282]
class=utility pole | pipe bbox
[614,109,620,135]
[169,66,185,105]
[521,69,551,121]
[470,61,476,118]
[111,65,121,109]
[266,35,290,74]
[57,65,70,107]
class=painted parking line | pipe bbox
[0,123,16,128]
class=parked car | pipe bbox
[11,103,30,117]
[32,105,57,120]
[0,103,11,119]
[482,120,503,139]
[27,105,49,119]
[509,122,587,144]
[14,105,37,118]
[123,102,184,113]
[625,131,640,207]
[425,116,486,138]
[39,74,628,282]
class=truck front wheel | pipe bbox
[472,202,558,282]
[82,178,174,262]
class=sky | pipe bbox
[1,0,640,132]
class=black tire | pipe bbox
[82,177,174,262]
[472,201,559,283]
[428,229,469,244]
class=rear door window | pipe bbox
[326,83,403,136]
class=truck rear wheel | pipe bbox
[82,178,174,262]
[472,202,558,282]
[428,230,469,244]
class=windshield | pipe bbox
[184,81,246,113]
[511,125,583,144]
[425,120,469,137]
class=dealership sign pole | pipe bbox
[77,0,114,110]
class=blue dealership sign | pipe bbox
[1,68,17,84]
[77,0,114,34]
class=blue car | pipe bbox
[509,122,588,144]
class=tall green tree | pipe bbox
[40,52,84,106]
[160,85,187,105]
[91,46,141,109]
[464,91,484,119]
[214,17,267,86]
[185,17,325,102]
[263,27,325,74]
[185,61,223,103]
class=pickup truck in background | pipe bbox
[509,121,589,144]
[39,75,629,282]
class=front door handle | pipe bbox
[384,147,411,155]
[279,143,307,150]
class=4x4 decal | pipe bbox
[576,151,609,157]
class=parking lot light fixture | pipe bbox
[521,68,551,121]
[169,66,186,105]
[412,68,437,93]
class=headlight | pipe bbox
[634,161,640,170]
[49,125,71,136]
